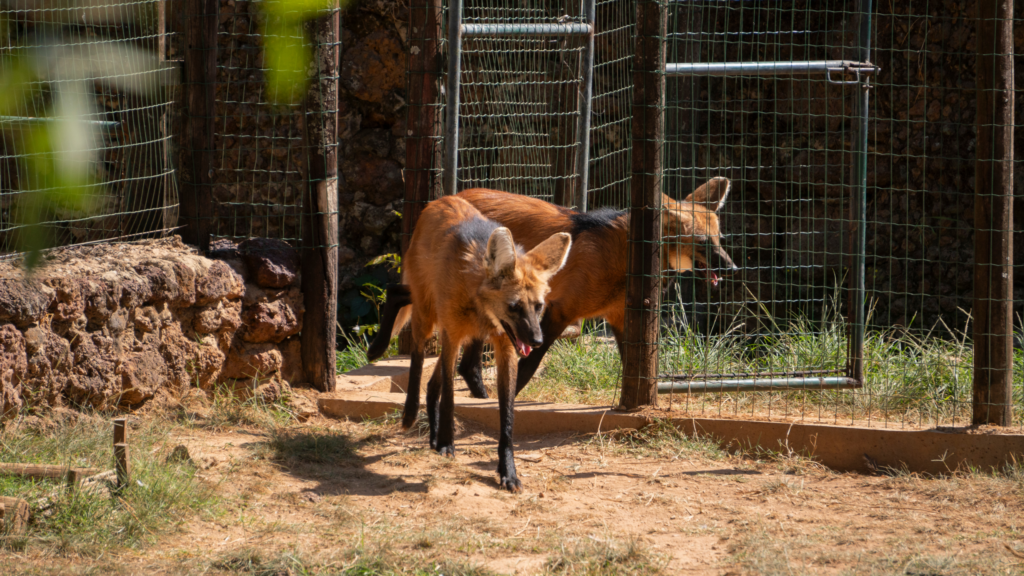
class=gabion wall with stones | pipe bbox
[0,236,308,420]
[166,0,409,326]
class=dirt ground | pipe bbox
[6,394,1024,576]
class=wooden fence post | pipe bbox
[178,0,216,252]
[301,3,341,392]
[399,0,442,354]
[973,0,1014,426]
[621,0,665,409]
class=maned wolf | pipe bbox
[369,177,737,398]
[395,194,572,492]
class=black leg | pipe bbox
[496,346,521,492]
[435,358,456,457]
[401,349,424,430]
[425,362,443,450]
[367,284,411,362]
[457,339,489,399]
[609,324,625,361]
[434,334,457,457]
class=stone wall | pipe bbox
[0,237,306,421]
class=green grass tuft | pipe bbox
[0,414,217,556]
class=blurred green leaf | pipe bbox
[260,0,343,106]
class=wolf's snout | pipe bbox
[525,331,543,348]
[711,246,739,276]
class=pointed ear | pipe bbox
[526,232,572,280]
[485,227,517,278]
[683,177,731,213]
[661,192,681,211]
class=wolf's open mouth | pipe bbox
[501,321,532,358]
[695,259,720,287]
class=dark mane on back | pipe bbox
[450,215,500,246]
[569,208,627,238]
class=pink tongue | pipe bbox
[710,271,719,287]
[517,340,532,356]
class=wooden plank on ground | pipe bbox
[0,463,101,484]
[0,497,29,534]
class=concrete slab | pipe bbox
[317,390,1024,476]
[335,355,438,393]
[317,391,648,433]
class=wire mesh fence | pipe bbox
[0,0,175,256]
[408,0,1021,430]
[445,0,589,204]
[636,0,1022,430]
[209,0,310,245]
[588,0,634,210]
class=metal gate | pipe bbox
[441,0,597,209]
[654,1,877,403]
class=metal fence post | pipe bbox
[973,0,1014,426]
[442,0,463,197]
[301,4,341,392]
[574,0,596,212]
[621,0,665,409]
[179,0,216,252]
[846,0,873,385]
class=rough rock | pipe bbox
[237,238,300,289]
[0,279,54,328]
[193,299,243,335]
[240,288,304,344]
[340,30,405,104]
[286,393,318,422]
[222,340,283,380]
[228,374,290,403]
[279,337,304,385]
[195,260,244,305]
[0,325,27,420]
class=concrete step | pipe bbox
[317,390,648,435]
[334,355,439,394]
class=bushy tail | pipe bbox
[366,283,412,362]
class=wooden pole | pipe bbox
[158,0,175,234]
[973,0,1014,426]
[399,0,442,355]
[178,0,216,251]
[402,0,441,255]
[113,418,127,445]
[301,4,340,392]
[114,444,130,491]
[621,0,665,409]
[0,497,30,535]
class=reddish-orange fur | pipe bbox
[457,177,735,339]
[398,194,571,492]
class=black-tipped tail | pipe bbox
[366,284,412,362]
